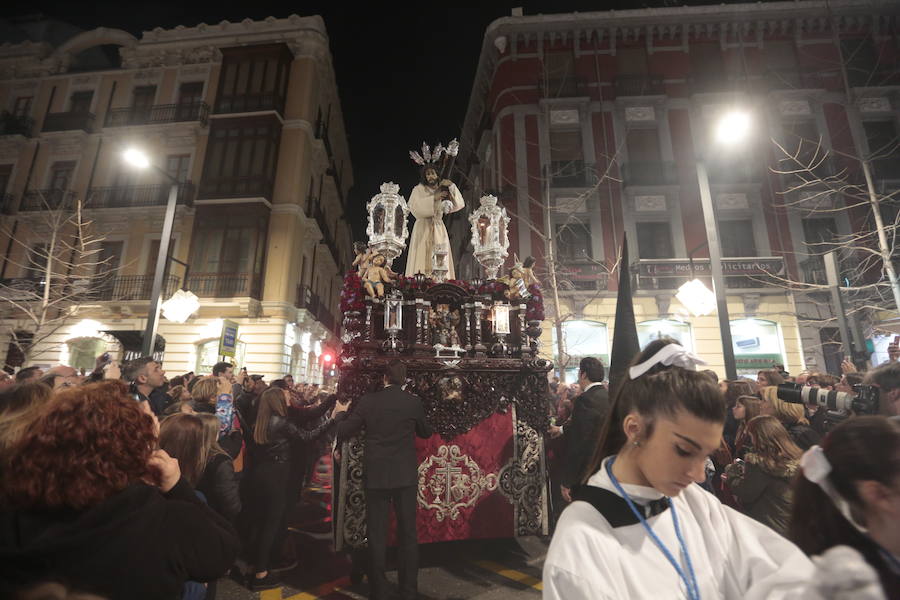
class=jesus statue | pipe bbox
[405,161,465,279]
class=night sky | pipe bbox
[3,0,736,238]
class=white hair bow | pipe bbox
[801,445,868,534]
[628,344,708,380]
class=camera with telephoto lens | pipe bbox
[776,382,880,415]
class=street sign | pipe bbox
[218,319,239,358]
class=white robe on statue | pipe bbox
[544,457,822,600]
[405,182,465,278]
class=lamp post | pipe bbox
[693,110,753,380]
[122,148,180,359]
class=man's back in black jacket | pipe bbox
[336,385,432,489]
[561,383,610,486]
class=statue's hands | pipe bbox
[441,200,453,214]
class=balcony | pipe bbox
[296,284,338,335]
[615,74,665,97]
[798,255,860,287]
[104,102,209,128]
[622,161,678,187]
[0,112,34,137]
[214,92,284,116]
[558,262,610,292]
[198,175,273,201]
[707,164,761,185]
[311,202,341,268]
[546,160,589,187]
[632,257,786,291]
[185,273,261,299]
[540,76,587,98]
[93,275,180,301]
[42,111,95,133]
[20,189,77,211]
[764,68,830,91]
[87,182,194,209]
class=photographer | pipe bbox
[863,361,900,417]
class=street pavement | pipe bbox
[216,459,549,599]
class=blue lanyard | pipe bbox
[606,456,701,600]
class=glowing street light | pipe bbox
[714,110,752,146]
[122,147,151,169]
[160,289,200,323]
[676,279,717,317]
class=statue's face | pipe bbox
[425,168,439,185]
[374,254,386,266]
[511,267,523,279]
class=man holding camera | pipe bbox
[863,361,900,417]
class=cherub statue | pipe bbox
[501,256,537,301]
[352,241,374,275]
[361,253,396,298]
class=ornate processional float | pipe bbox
[334,167,552,550]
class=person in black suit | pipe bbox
[549,356,610,502]
[335,359,433,600]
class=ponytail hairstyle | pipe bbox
[581,337,726,483]
[789,417,900,558]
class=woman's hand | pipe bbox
[148,449,181,493]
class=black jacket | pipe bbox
[197,453,242,522]
[335,385,433,489]
[0,478,239,600]
[724,452,798,537]
[249,414,333,464]
[561,383,610,487]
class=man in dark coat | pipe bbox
[335,360,432,600]
[549,357,610,502]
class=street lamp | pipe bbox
[122,147,181,358]
[694,110,751,380]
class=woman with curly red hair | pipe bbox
[0,380,239,600]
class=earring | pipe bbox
[632,440,641,447]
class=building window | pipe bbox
[215,44,292,114]
[624,129,666,185]
[69,91,93,113]
[0,164,12,193]
[730,318,785,376]
[802,217,838,250]
[549,130,584,186]
[555,223,592,261]
[689,42,725,91]
[551,320,609,382]
[48,161,76,190]
[189,207,268,284]
[166,154,191,183]
[543,50,578,97]
[862,119,900,180]
[840,37,878,87]
[636,221,674,259]
[763,40,800,87]
[195,338,246,374]
[637,319,693,351]
[199,117,281,199]
[718,220,757,257]
[13,96,33,117]
[178,82,204,106]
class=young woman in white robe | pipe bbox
[405,166,464,279]
[543,339,867,600]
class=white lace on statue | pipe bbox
[628,343,708,380]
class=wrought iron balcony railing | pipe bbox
[42,111,95,133]
[86,182,194,209]
[104,102,209,127]
[614,74,665,97]
[0,112,34,137]
[621,161,678,187]
[185,272,261,299]
[214,92,284,115]
[20,189,77,211]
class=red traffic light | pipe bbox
[322,352,334,364]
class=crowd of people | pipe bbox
[544,341,900,598]
[1,338,898,599]
[0,357,339,599]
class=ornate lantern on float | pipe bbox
[491,301,511,356]
[381,290,405,353]
[366,182,410,267]
[468,194,510,279]
[431,242,450,284]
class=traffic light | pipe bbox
[322,351,334,365]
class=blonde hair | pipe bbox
[191,378,218,406]
[760,386,808,426]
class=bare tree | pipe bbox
[0,192,120,365]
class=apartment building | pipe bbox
[457,0,900,379]
[0,14,353,382]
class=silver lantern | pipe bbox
[468,194,510,279]
[367,182,410,267]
